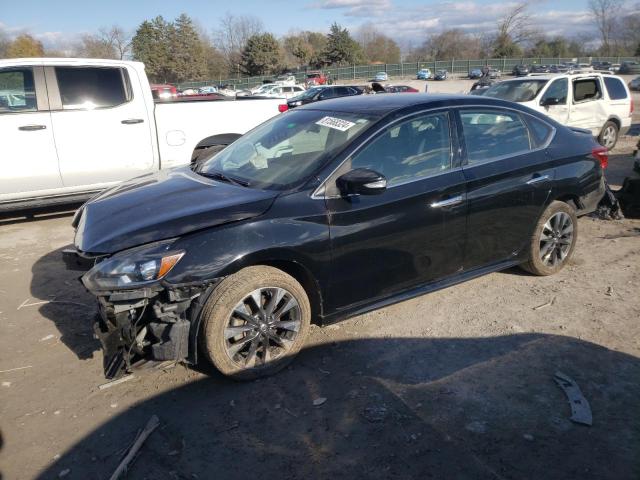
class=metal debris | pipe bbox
[0,365,32,374]
[553,371,592,426]
[313,397,327,406]
[98,375,135,390]
[533,296,557,310]
[109,415,160,480]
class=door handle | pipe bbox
[121,118,144,125]
[18,124,46,131]
[526,174,551,185]
[430,195,464,208]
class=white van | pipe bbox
[481,73,633,149]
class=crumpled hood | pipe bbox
[74,167,278,254]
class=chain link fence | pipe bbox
[178,56,640,90]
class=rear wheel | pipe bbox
[200,266,311,380]
[598,121,619,150]
[521,201,578,276]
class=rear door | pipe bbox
[48,65,155,189]
[568,77,608,133]
[325,110,467,311]
[0,65,63,199]
[602,76,632,129]
[457,108,554,269]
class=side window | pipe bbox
[460,110,531,164]
[319,89,337,100]
[541,78,568,105]
[524,115,554,148]
[350,112,452,186]
[573,78,601,103]
[55,67,129,110]
[603,77,628,100]
[0,68,37,113]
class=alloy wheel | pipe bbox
[539,212,574,267]
[601,125,617,149]
[224,287,301,368]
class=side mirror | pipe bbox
[541,97,561,107]
[336,168,387,196]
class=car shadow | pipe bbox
[36,334,640,480]
[0,204,81,227]
[30,246,100,360]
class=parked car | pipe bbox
[488,68,502,79]
[550,64,569,73]
[0,58,284,211]
[275,74,296,86]
[287,85,362,108]
[592,61,612,71]
[629,76,640,91]
[384,85,419,93]
[374,72,389,82]
[417,68,432,80]
[469,69,483,79]
[619,61,640,75]
[481,73,633,149]
[198,86,218,94]
[434,69,448,80]
[253,85,306,99]
[150,84,177,100]
[68,93,608,380]
[236,83,280,97]
[512,64,530,76]
[530,64,551,73]
[305,71,328,86]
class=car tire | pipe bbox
[598,121,619,150]
[521,201,578,276]
[200,266,311,380]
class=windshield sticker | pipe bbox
[316,116,356,132]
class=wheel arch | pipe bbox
[191,133,242,160]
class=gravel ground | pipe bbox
[0,83,639,480]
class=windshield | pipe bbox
[198,110,375,190]
[483,80,548,102]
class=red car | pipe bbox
[305,72,328,86]
[150,84,177,100]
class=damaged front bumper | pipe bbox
[93,283,217,379]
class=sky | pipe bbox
[0,0,606,51]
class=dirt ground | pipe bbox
[1,91,639,480]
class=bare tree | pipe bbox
[588,0,623,55]
[76,25,131,59]
[214,13,263,73]
[497,2,534,45]
[101,26,131,59]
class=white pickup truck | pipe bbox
[0,58,284,210]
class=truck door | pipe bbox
[0,65,63,200]
[568,77,608,134]
[47,65,155,189]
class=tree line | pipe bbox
[0,1,638,84]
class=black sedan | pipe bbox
[512,64,530,76]
[287,85,362,108]
[69,94,607,380]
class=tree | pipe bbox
[6,34,44,58]
[492,2,533,57]
[588,0,622,55]
[171,14,207,82]
[214,14,263,74]
[322,23,364,66]
[240,33,282,76]
[355,23,400,64]
[0,27,9,58]
[131,16,174,83]
[75,26,130,59]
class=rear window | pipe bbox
[0,68,37,113]
[55,67,130,110]
[603,76,628,100]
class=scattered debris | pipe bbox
[362,406,388,423]
[553,371,592,426]
[523,434,534,441]
[594,181,624,220]
[110,403,118,409]
[54,410,61,415]
[109,415,160,480]
[229,400,235,408]
[284,408,298,418]
[313,397,327,407]
[58,468,71,478]
[533,296,557,310]
[274,403,281,410]
[18,297,90,310]
[605,286,614,296]
[167,450,180,456]
[98,375,135,390]
[0,365,32,374]
[40,334,56,342]
[318,368,331,375]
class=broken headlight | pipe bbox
[82,241,184,291]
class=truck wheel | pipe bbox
[191,145,227,166]
[200,266,311,380]
[521,201,578,276]
[598,121,619,150]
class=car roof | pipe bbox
[0,57,144,68]
[296,93,527,116]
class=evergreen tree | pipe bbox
[171,14,207,82]
[131,16,174,83]
[322,23,364,66]
[240,33,282,76]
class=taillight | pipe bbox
[278,104,288,113]
[592,145,608,169]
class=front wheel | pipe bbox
[598,121,619,150]
[200,266,311,380]
[521,201,578,276]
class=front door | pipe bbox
[539,78,570,124]
[48,65,155,189]
[325,110,467,312]
[0,65,63,200]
